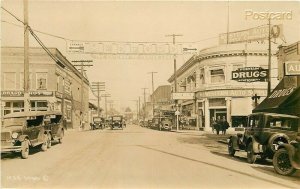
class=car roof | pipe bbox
[3,111,62,118]
[250,112,299,118]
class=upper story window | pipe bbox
[210,69,225,84]
[36,73,47,90]
[199,68,205,84]
[4,72,16,90]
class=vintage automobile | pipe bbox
[228,112,299,164]
[91,117,104,130]
[110,115,124,130]
[273,136,300,176]
[159,116,173,131]
[152,117,160,130]
[1,111,64,159]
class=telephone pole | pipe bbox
[267,18,272,96]
[138,96,141,120]
[72,60,93,129]
[91,82,105,117]
[148,71,157,117]
[101,93,111,119]
[141,88,148,123]
[24,0,30,111]
[166,34,183,131]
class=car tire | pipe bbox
[21,139,29,159]
[41,134,48,151]
[228,139,236,156]
[273,148,296,176]
[247,142,257,164]
[47,134,52,148]
[59,130,64,144]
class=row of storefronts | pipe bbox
[1,47,90,129]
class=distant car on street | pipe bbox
[228,112,299,164]
[91,117,104,130]
[1,111,64,159]
[110,115,124,130]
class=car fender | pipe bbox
[18,135,31,145]
[247,136,261,153]
[229,136,240,150]
[268,133,289,152]
[278,143,300,169]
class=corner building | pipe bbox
[168,43,278,131]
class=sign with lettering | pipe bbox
[285,61,300,76]
[30,91,53,96]
[172,92,195,100]
[219,25,283,44]
[232,67,268,82]
[196,89,267,98]
[1,91,24,97]
[268,87,296,99]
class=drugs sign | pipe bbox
[232,67,268,82]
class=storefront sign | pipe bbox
[232,67,268,82]
[30,91,53,96]
[268,87,296,99]
[1,91,24,97]
[172,92,195,100]
[219,25,283,44]
[196,89,267,98]
[285,61,300,76]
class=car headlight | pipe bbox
[12,132,19,139]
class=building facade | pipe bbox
[168,43,278,131]
[1,47,90,129]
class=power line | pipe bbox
[1,6,24,24]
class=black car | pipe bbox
[228,112,299,164]
[110,115,124,130]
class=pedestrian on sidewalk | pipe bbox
[211,117,216,133]
[215,116,222,135]
[221,116,229,135]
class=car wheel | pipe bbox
[228,139,235,156]
[273,148,296,176]
[247,142,257,164]
[59,130,64,144]
[47,134,52,148]
[21,139,29,159]
[41,134,48,151]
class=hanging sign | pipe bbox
[232,67,268,82]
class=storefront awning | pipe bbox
[253,76,300,113]
[231,98,252,116]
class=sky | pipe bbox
[1,0,300,111]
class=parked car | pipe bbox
[273,136,300,176]
[110,115,124,130]
[91,117,104,130]
[1,111,64,159]
[159,116,173,131]
[228,112,299,164]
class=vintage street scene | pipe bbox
[1,1,300,189]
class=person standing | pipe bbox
[215,116,222,135]
[211,117,216,133]
[221,116,229,134]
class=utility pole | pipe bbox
[24,0,30,112]
[101,93,111,119]
[148,71,157,117]
[131,100,139,121]
[138,96,141,120]
[72,60,93,130]
[166,34,182,131]
[91,82,105,117]
[267,18,272,96]
[141,88,148,123]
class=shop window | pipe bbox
[209,98,226,107]
[210,69,225,83]
[36,73,47,90]
[232,116,248,127]
[31,101,48,111]
[3,101,24,115]
[4,72,16,90]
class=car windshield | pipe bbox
[112,117,122,121]
[267,116,298,129]
[2,117,25,127]
[94,117,101,122]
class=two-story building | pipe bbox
[1,47,90,129]
[168,43,278,131]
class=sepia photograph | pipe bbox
[1,0,300,188]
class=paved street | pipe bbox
[1,125,300,189]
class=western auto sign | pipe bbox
[285,61,300,76]
[232,67,268,82]
[172,92,195,100]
